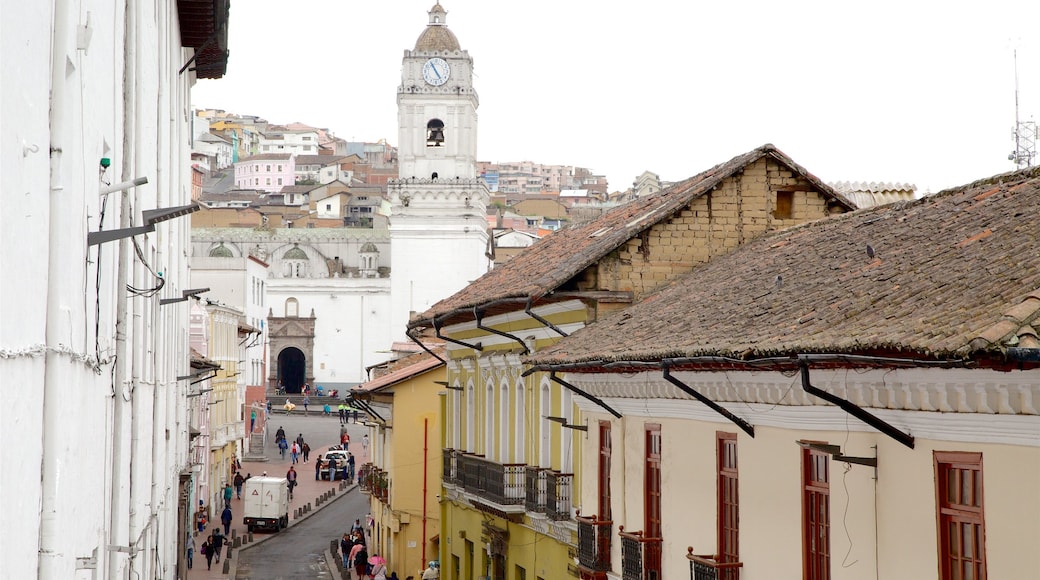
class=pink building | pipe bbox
[234,153,295,193]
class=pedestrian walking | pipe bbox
[352,409,359,423]
[250,408,257,433]
[341,431,350,449]
[210,529,225,563]
[286,466,298,500]
[234,472,245,499]
[340,533,351,569]
[362,433,369,452]
[303,395,310,414]
[223,483,233,508]
[221,505,232,535]
[315,456,322,480]
[278,437,288,459]
[290,441,300,464]
[196,502,207,533]
[352,544,368,579]
[186,533,196,570]
[422,561,440,579]
[296,433,304,448]
[275,425,286,441]
[370,554,388,580]
[201,537,214,570]
[338,404,346,424]
[301,441,311,462]
[347,452,356,482]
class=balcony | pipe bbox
[358,464,389,503]
[620,528,662,580]
[546,471,573,520]
[686,549,742,580]
[442,448,459,485]
[576,515,612,572]
[525,467,546,512]
[455,453,525,512]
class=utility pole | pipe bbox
[1009,48,1037,169]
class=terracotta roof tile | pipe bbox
[352,353,444,393]
[527,167,1040,365]
[411,144,855,326]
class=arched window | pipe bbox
[515,378,526,463]
[426,119,445,148]
[561,388,574,473]
[466,381,475,452]
[285,297,299,318]
[283,245,309,278]
[540,381,552,468]
[452,381,462,450]
[485,379,495,460]
[500,379,510,462]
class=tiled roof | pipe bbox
[411,144,855,326]
[295,155,346,166]
[352,352,444,393]
[238,153,292,162]
[527,166,1040,367]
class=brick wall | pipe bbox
[596,158,844,299]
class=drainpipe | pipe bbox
[422,418,428,567]
[474,307,528,354]
[40,1,72,576]
[108,0,138,576]
[524,297,568,337]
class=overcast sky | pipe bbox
[192,0,1040,195]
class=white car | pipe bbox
[318,450,351,480]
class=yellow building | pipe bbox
[352,350,446,578]
[409,145,854,579]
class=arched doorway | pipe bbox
[277,347,307,393]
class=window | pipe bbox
[500,380,510,462]
[485,380,495,460]
[278,165,283,171]
[717,432,739,578]
[266,178,271,185]
[645,424,662,537]
[935,452,986,580]
[266,165,271,171]
[802,444,830,580]
[515,380,526,463]
[326,204,332,211]
[278,178,283,185]
[285,297,299,318]
[598,422,612,520]
[774,191,794,219]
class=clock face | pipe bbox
[422,58,450,86]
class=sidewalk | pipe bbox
[188,440,371,579]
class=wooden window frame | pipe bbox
[801,443,830,580]
[717,432,739,576]
[645,423,662,538]
[934,451,986,580]
[774,190,794,219]
[598,421,612,521]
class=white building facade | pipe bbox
[0,2,225,578]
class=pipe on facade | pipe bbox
[422,418,428,567]
[433,316,483,352]
[524,297,568,337]
[474,306,528,355]
[41,1,72,575]
[548,372,622,419]
[406,327,446,364]
[798,360,915,449]
[661,363,754,437]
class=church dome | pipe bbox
[414,2,459,52]
[359,242,379,253]
[209,243,233,258]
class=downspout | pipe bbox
[106,0,138,577]
[433,317,483,352]
[41,1,71,576]
[474,307,528,354]
[422,418,428,567]
[798,360,915,449]
[406,327,445,364]
[524,297,568,337]
[548,372,622,419]
[661,362,754,437]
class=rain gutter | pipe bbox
[475,306,529,355]
[661,362,754,437]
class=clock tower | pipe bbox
[389,2,491,341]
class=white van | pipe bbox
[242,476,290,532]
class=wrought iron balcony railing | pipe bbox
[525,466,546,512]
[454,453,525,508]
[620,528,662,580]
[442,448,459,485]
[686,548,742,580]
[576,514,612,572]
[546,471,573,520]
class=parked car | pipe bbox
[317,450,351,480]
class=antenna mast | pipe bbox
[1009,48,1037,169]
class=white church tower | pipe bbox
[389,2,491,341]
